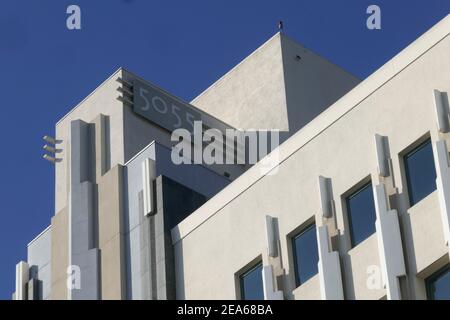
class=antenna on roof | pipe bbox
[278,20,284,33]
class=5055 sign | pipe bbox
[133,79,201,133]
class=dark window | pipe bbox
[426,265,450,300]
[404,139,436,206]
[240,262,263,300]
[161,176,208,230]
[346,182,377,247]
[292,224,319,286]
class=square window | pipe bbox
[292,223,319,286]
[346,181,377,247]
[239,262,264,300]
[426,265,450,300]
[404,139,436,206]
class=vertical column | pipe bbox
[318,176,339,240]
[317,176,344,300]
[15,261,29,300]
[262,215,284,300]
[374,134,397,194]
[265,215,278,258]
[435,140,450,250]
[433,90,449,133]
[372,184,406,300]
[318,176,333,218]
[68,120,100,300]
[93,114,111,178]
[375,134,390,177]
[262,265,283,300]
[142,158,156,216]
[27,278,39,300]
[316,226,344,300]
[373,134,406,300]
[433,90,450,257]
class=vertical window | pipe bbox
[346,181,377,247]
[292,223,319,286]
[426,265,450,300]
[239,262,264,300]
[404,139,436,206]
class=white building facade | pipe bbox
[13,15,450,300]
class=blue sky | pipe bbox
[0,0,448,300]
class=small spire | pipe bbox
[278,20,284,33]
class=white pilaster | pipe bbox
[373,183,406,300]
[262,265,283,300]
[15,261,29,300]
[317,226,344,300]
[434,140,450,251]
[142,158,156,216]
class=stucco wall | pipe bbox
[50,208,68,300]
[173,21,450,300]
[27,226,52,300]
[98,165,126,299]
[191,33,359,135]
[55,69,126,214]
[191,33,287,131]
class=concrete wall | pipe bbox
[292,275,320,300]
[27,226,51,300]
[191,33,287,131]
[55,68,246,219]
[51,67,242,300]
[281,35,360,133]
[47,64,248,300]
[123,144,156,300]
[173,17,450,300]
[23,14,450,301]
[50,208,68,300]
[98,165,126,299]
[343,235,385,300]
[55,69,126,214]
[191,33,360,135]
[123,141,231,299]
[68,120,100,300]
[121,71,173,163]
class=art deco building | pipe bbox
[13,14,450,300]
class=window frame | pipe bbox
[402,137,436,207]
[344,179,376,248]
[238,260,264,300]
[291,223,319,287]
[426,264,450,300]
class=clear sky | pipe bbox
[0,0,448,300]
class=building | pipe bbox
[13,14,450,300]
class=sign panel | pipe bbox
[133,79,202,133]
